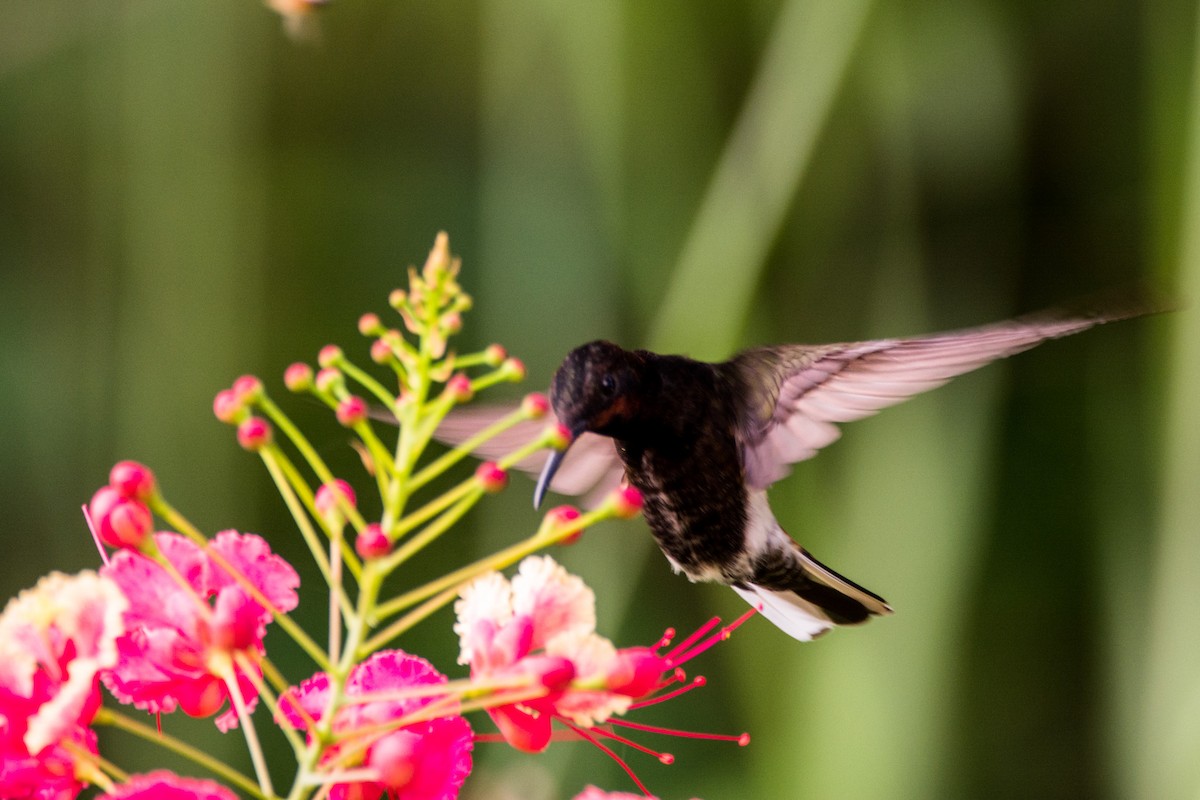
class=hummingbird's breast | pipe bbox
[614,357,752,582]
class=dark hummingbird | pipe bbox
[530,310,1146,641]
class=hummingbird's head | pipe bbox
[549,340,642,438]
[534,340,641,508]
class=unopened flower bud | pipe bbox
[358,312,382,336]
[284,362,314,392]
[441,312,462,335]
[314,367,343,394]
[370,339,393,364]
[546,423,573,451]
[484,343,507,366]
[521,392,549,419]
[475,462,508,493]
[546,505,583,545]
[318,345,343,369]
[356,523,391,559]
[447,374,473,403]
[213,389,244,424]
[89,486,153,550]
[109,460,156,501]
[315,480,357,521]
[232,375,263,404]
[609,485,644,519]
[500,357,526,382]
[336,395,368,427]
[388,288,407,309]
[237,417,273,451]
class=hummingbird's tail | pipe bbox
[731,545,892,641]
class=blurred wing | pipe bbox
[735,310,1136,490]
[434,406,625,505]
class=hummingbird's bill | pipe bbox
[534,435,577,509]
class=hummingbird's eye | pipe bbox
[600,374,617,397]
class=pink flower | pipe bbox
[0,571,127,798]
[279,650,473,800]
[100,531,298,731]
[455,557,753,796]
[97,770,237,800]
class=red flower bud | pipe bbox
[521,392,549,419]
[284,362,314,392]
[108,460,156,501]
[237,417,273,451]
[213,389,243,424]
[89,486,153,550]
[232,375,263,404]
[370,339,393,364]
[314,368,342,394]
[546,423,573,451]
[501,357,526,382]
[336,395,368,427]
[358,312,382,336]
[475,462,508,493]
[610,485,644,519]
[484,343,507,366]
[546,505,583,545]
[318,345,343,368]
[447,374,473,403]
[315,480,357,519]
[355,523,391,559]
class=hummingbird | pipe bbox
[527,309,1147,641]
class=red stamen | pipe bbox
[654,627,675,652]
[629,675,706,710]
[606,717,750,746]
[663,616,721,664]
[670,607,758,665]
[583,721,674,765]
[562,720,654,798]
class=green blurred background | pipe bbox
[1,1,1197,798]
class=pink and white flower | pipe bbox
[0,570,127,799]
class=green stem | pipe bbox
[377,486,485,578]
[370,505,612,625]
[262,451,356,619]
[95,707,269,800]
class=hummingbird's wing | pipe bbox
[434,407,625,505]
[733,310,1136,490]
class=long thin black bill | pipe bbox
[533,444,572,509]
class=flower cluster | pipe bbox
[0,234,750,800]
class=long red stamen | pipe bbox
[670,607,758,665]
[606,717,751,746]
[562,720,654,797]
[584,721,675,765]
[629,675,706,710]
[663,616,721,664]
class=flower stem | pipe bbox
[94,708,269,800]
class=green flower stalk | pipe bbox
[3,233,751,800]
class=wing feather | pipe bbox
[736,310,1139,489]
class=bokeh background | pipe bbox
[2,1,1198,798]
